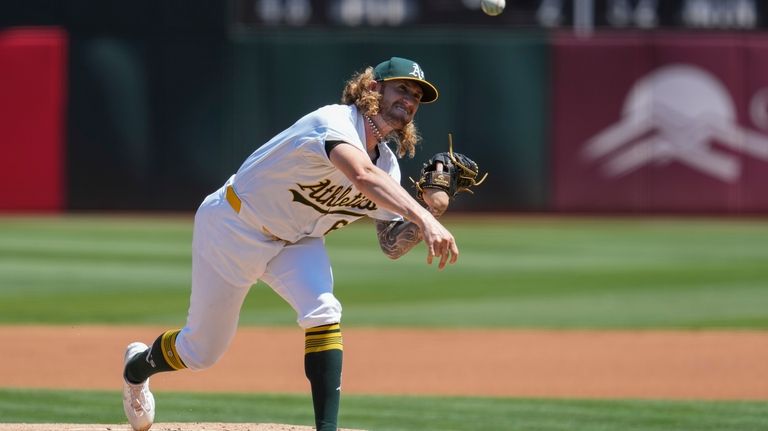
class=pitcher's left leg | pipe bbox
[262,237,342,431]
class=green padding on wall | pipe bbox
[224,29,549,211]
[67,29,548,211]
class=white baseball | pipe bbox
[480,0,505,16]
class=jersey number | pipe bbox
[324,220,349,236]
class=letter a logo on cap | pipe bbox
[410,63,424,80]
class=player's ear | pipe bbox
[369,80,382,93]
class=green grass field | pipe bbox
[0,388,766,431]
[1,215,767,430]
[1,215,767,328]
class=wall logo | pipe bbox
[582,64,768,182]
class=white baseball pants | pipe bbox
[175,184,342,371]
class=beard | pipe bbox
[379,102,412,131]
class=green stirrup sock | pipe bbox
[124,329,187,384]
[304,323,343,431]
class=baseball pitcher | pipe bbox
[121,56,483,431]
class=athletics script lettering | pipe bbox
[290,179,377,216]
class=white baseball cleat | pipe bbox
[122,342,155,431]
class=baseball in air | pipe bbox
[480,0,505,16]
[480,0,506,16]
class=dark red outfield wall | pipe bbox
[552,32,768,213]
[0,28,67,212]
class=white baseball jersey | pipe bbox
[176,104,406,368]
[230,104,403,243]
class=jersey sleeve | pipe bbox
[300,106,365,165]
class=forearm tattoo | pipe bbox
[375,219,423,259]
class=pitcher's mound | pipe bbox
[0,424,365,431]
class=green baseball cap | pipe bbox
[373,57,439,104]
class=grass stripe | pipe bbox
[0,388,766,431]
[1,216,767,328]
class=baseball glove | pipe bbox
[412,134,487,202]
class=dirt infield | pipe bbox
[3,325,768,400]
[3,326,768,430]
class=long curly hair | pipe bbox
[341,67,420,158]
